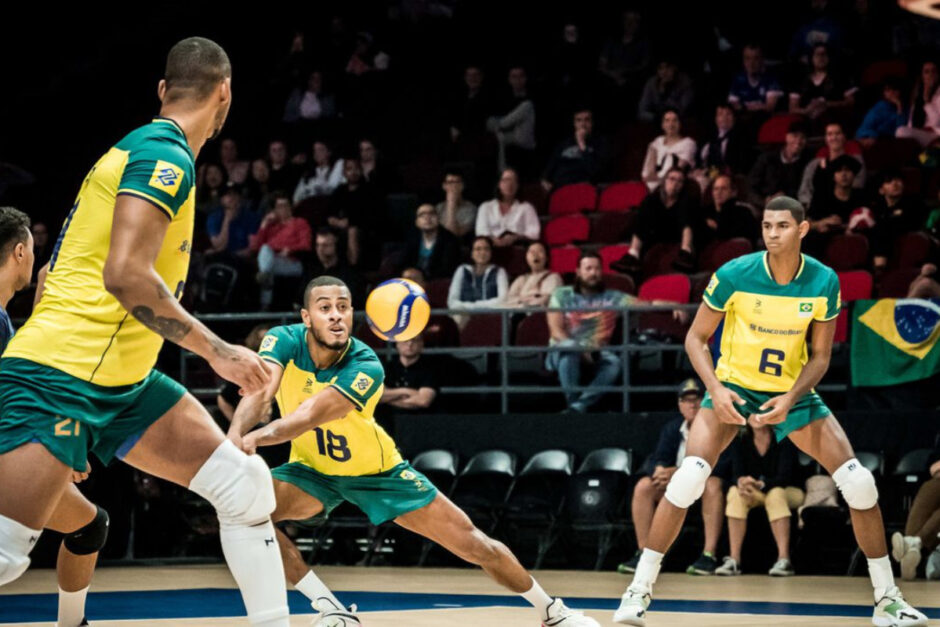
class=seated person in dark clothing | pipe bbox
[696,104,751,177]
[380,334,439,413]
[715,417,804,577]
[205,182,261,263]
[805,155,866,258]
[402,203,461,280]
[747,122,809,207]
[305,227,365,307]
[327,158,381,267]
[870,170,927,270]
[627,167,697,263]
[697,174,759,250]
[891,433,940,581]
[541,108,609,191]
[618,380,729,576]
[788,44,857,122]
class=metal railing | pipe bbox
[182,304,848,413]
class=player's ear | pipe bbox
[157,79,167,103]
[798,219,810,239]
[299,307,312,328]
[218,78,231,105]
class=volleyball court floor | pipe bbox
[2,565,939,626]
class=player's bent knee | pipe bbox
[64,506,109,555]
[190,440,276,527]
[0,514,41,586]
[665,456,712,509]
[833,458,878,510]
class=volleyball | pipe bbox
[365,278,430,341]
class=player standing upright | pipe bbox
[0,39,290,626]
[614,196,928,627]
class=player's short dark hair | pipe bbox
[164,37,231,103]
[764,196,806,223]
[0,206,31,260]
[303,276,350,308]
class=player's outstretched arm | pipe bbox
[228,361,284,448]
[241,387,355,454]
[103,195,270,394]
[685,304,746,425]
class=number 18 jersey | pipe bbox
[702,252,841,392]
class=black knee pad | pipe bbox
[64,506,109,555]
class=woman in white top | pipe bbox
[641,107,697,190]
[447,236,509,328]
[292,141,345,203]
[506,241,563,308]
[897,60,940,147]
[475,168,541,246]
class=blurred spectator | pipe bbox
[696,175,759,250]
[30,221,50,283]
[890,433,940,581]
[359,138,396,194]
[598,9,651,95]
[402,203,461,280]
[401,266,426,286]
[205,183,260,262]
[787,44,857,121]
[715,417,804,577]
[217,324,272,421]
[449,65,493,145]
[805,155,865,257]
[618,380,727,576]
[546,252,635,413]
[436,171,477,238]
[475,168,540,246]
[245,159,275,213]
[697,104,750,177]
[487,66,537,175]
[870,170,926,270]
[307,228,365,307]
[328,158,381,266]
[637,59,695,123]
[897,60,940,147]
[219,138,249,185]
[547,22,593,95]
[641,108,697,191]
[748,123,809,206]
[447,236,508,328]
[788,0,845,64]
[798,122,865,207]
[196,163,226,215]
[380,334,439,412]
[506,241,563,308]
[346,31,390,76]
[541,108,610,190]
[283,70,337,123]
[908,258,940,299]
[251,193,313,310]
[627,167,696,264]
[267,140,300,194]
[727,44,783,113]
[293,141,345,203]
[856,78,907,146]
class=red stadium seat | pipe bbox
[521,181,551,215]
[892,231,933,269]
[640,243,681,280]
[492,245,529,278]
[515,312,550,346]
[599,244,631,273]
[878,267,920,298]
[425,277,451,308]
[603,272,636,295]
[699,238,754,272]
[860,137,921,172]
[460,313,503,347]
[815,140,863,159]
[543,214,590,246]
[548,183,597,215]
[638,273,691,303]
[758,114,804,144]
[860,59,908,88]
[423,315,460,347]
[834,270,874,343]
[597,181,648,212]
[550,246,581,273]
[825,234,869,271]
[590,211,636,244]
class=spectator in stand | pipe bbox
[546,252,635,413]
[856,77,907,146]
[359,138,396,194]
[402,204,461,280]
[805,155,866,258]
[283,70,337,123]
[196,162,226,215]
[267,139,300,194]
[307,227,365,307]
[380,334,439,413]
[697,104,750,177]
[293,140,345,203]
[641,108,697,191]
[727,44,783,114]
[245,159,274,214]
[506,241,563,308]
[217,324,272,421]
[541,108,610,190]
[205,183,260,263]
[788,0,844,64]
[748,122,810,206]
[328,157,381,267]
[897,60,940,147]
[219,137,249,185]
[891,432,940,580]
[449,65,493,146]
[30,221,50,283]
[447,236,508,328]
[346,31,390,76]
[637,59,695,123]
[618,380,728,576]
[798,122,865,207]
[598,9,651,97]
[715,416,804,577]
[251,192,313,310]
[476,168,540,246]
[696,175,759,250]
[487,65,537,175]
[436,171,477,239]
[787,44,857,121]
[627,167,697,265]
[870,170,926,270]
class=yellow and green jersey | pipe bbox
[4,118,195,386]
[703,252,841,392]
[259,325,402,477]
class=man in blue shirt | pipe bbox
[205,182,260,259]
[728,45,783,114]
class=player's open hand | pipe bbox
[209,342,271,396]
[756,394,793,425]
[710,385,747,425]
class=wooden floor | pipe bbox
[2,565,938,626]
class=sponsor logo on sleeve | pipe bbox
[351,371,375,396]
[259,335,278,352]
[148,160,184,197]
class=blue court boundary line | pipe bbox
[2,589,939,622]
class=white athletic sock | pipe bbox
[296,570,344,610]
[56,586,88,627]
[868,555,896,601]
[520,577,554,617]
[220,521,289,626]
[632,548,665,592]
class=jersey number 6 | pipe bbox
[759,348,785,377]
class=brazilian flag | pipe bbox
[851,298,940,387]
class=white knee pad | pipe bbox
[665,456,712,509]
[833,458,879,510]
[189,440,276,528]
[0,514,41,586]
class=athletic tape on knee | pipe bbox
[189,439,276,528]
[0,514,41,586]
[833,458,878,510]
[665,456,712,509]
[64,506,109,555]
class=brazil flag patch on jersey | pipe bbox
[148,160,184,197]
[351,371,375,396]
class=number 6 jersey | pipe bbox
[259,324,402,476]
[702,252,841,392]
